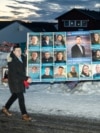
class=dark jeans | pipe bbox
[5,92,27,115]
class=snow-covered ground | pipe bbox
[1,82,100,120]
[0,51,100,120]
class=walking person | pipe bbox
[1,45,32,121]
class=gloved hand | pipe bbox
[23,80,29,89]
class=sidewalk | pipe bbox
[0,111,100,133]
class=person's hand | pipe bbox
[25,49,28,55]
[27,78,32,83]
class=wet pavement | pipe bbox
[0,111,100,133]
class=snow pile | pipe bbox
[1,83,100,120]
[0,52,8,67]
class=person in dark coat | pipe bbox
[42,52,53,63]
[55,51,66,63]
[71,36,85,58]
[42,35,53,47]
[1,45,32,121]
[42,67,53,79]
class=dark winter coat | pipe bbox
[7,52,28,93]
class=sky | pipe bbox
[0,0,100,22]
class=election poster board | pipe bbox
[27,30,100,82]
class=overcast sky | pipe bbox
[0,0,100,22]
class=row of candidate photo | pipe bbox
[27,31,100,50]
[28,51,66,65]
[27,32,66,50]
[27,49,100,66]
[28,64,100,82]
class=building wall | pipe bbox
[0,22,32,43]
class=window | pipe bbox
[64,20,88,27]
[76,20,81,27]
[82,20,87,27]
[70,20,75,27]
[64,20,69,27]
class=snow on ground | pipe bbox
[0,82,100,120]
[0,51,100,120]
[0,52,8,67]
